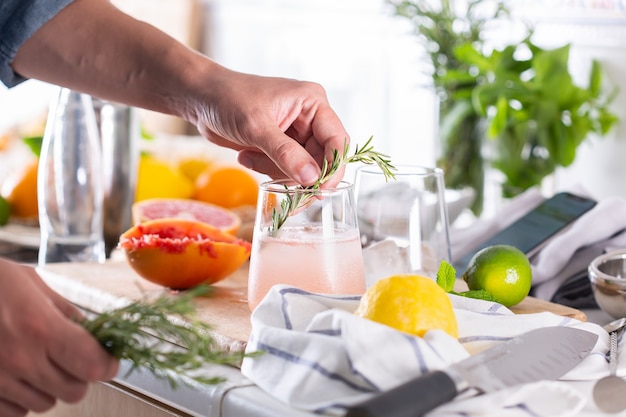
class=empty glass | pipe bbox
[247,180,366,311]
[355,165,451,281]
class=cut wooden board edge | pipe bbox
[511,297,587,321]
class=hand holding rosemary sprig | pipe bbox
[270,136,396,234]
[81,285,250,388]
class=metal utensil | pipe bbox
[593,317,626,414]
[93,98,139,258]
[345,326,597,417]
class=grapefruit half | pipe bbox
[119,218,252,289]
[132,198,241,235]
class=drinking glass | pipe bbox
[354,165,451,280]
[247,180,366,311]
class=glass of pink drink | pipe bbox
[247,180,366,311]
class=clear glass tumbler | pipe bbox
[247,180,366,311]
[38,88,105,264]
[355,165,451,280]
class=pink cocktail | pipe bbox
[247,181,365,311]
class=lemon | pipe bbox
[462,244,532,307]
[177,157,213,182]
[135,155,194,202]
[355,274,458,338]
[0,195,10,226]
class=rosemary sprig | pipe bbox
[269,136,396,234]
[81,285,250,388]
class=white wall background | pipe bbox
[198,0,438,168]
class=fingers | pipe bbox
[195,73,350,187]
[0,310,116,404]
[0,397,28,417]
[238,141,321,186]
[0,374,56,414]
[46,323,120,384]
[0,258,119,416]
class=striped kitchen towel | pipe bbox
[241,285,611,417]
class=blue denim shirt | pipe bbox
[0,0,74,87]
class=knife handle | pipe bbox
[344,370,458,417]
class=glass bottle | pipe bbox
[38,88,105,264]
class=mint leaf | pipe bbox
[458,289,497,302]
[436,260,457,293]
[436,260,497,303]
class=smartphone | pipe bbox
[453,192,597,272]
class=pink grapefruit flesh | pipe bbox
[132,198,241,235]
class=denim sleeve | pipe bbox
[0,0,74,88]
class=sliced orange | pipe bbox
[194,165,259,209]
[119,218,251,289]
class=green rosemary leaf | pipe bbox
[81,285,250,389]
[269,136,396,235]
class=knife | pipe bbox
[345,326,597,417]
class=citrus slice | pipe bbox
[132,198,241,236]
[355,274,458,338]
[119,218,252,289]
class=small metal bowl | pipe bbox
[589,250,626,319]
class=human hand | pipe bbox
[190,66,350,187]
[0,258,119,416]
[11,0,349,188]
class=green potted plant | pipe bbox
[387,0,509,215]
[458,38,619,197]
[387,0,619,210]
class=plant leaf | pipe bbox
[458,289,497,302]
[436,260,457,293]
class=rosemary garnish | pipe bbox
[269,136,396,234]
[81,285,251,388]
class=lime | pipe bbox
[0,195,9,226]
[355,274,458,338]
[462,245,532,307]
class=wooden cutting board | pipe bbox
[38,260,252,354]
[37,259,586,355]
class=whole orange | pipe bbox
[1,160,39,219]
[194,165,259,209]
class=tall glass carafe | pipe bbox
[38,88,105,264]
